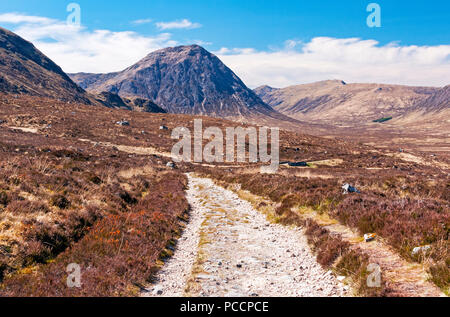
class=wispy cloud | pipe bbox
[156,19,201,30]
[131,18,152,25]
[217,37,450,88]
[0,12,55,24]
[191,39,212,46]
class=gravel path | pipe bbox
[143,174,348,297]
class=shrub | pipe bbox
[429,259,450,294]
[336,250,389,297]
[50,194,70,209]
[0,191,8,205]
[0,262,7,282]
[83,172,102,185]
[305,221,349,266]
[0,172,188,297]
[7,200,49,214]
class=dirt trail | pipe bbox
[143,174,348,297]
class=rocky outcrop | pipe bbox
[94,91,166,113]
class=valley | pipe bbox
[0,25,448,297]
[0,94,447,296]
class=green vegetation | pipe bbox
[373,116,393,123]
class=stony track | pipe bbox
[143,174,348,297]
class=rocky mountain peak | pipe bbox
[70,45,281,119]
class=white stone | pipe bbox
[412,245,431,255]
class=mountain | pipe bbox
[254,80,439,126]
[69,45,284,120]
[0,27,91,103]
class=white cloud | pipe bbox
[1,13,448,88]
[1,13,177,73]
[216,37,450,88]
[156,19,201,30]
[0,12,55,24]
[132,18,152,25]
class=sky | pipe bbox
[0,0,449,88]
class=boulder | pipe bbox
[412,245,431,255]
[166,161,176,168]
[342,183,360,194]
[116,120,130,126]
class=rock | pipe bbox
[166,161,176,168]
[364,233,377,242]
[152,286,163,295]
[412,245,431,255]
[159,125,169,130]
[196,274,213,280]
[116,120,130,126]
[337,276,346,282]
[236,264,242,268]
[342,183,361,194]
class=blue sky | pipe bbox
[1,0,449,48]
[0,0,449,87]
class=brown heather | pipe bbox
[0,93,448,296]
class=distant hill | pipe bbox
[69,45,287,120]
[0,27,91,104]
[254,80,439,126]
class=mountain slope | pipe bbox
[69,45,284,120]
[94,91,166,113]
[410,85,450,112]
[394,85,450,127]
[0,27,91,103]
[254,80,439,126]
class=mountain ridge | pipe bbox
[254,80,442,126]
[0,27,91,104]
